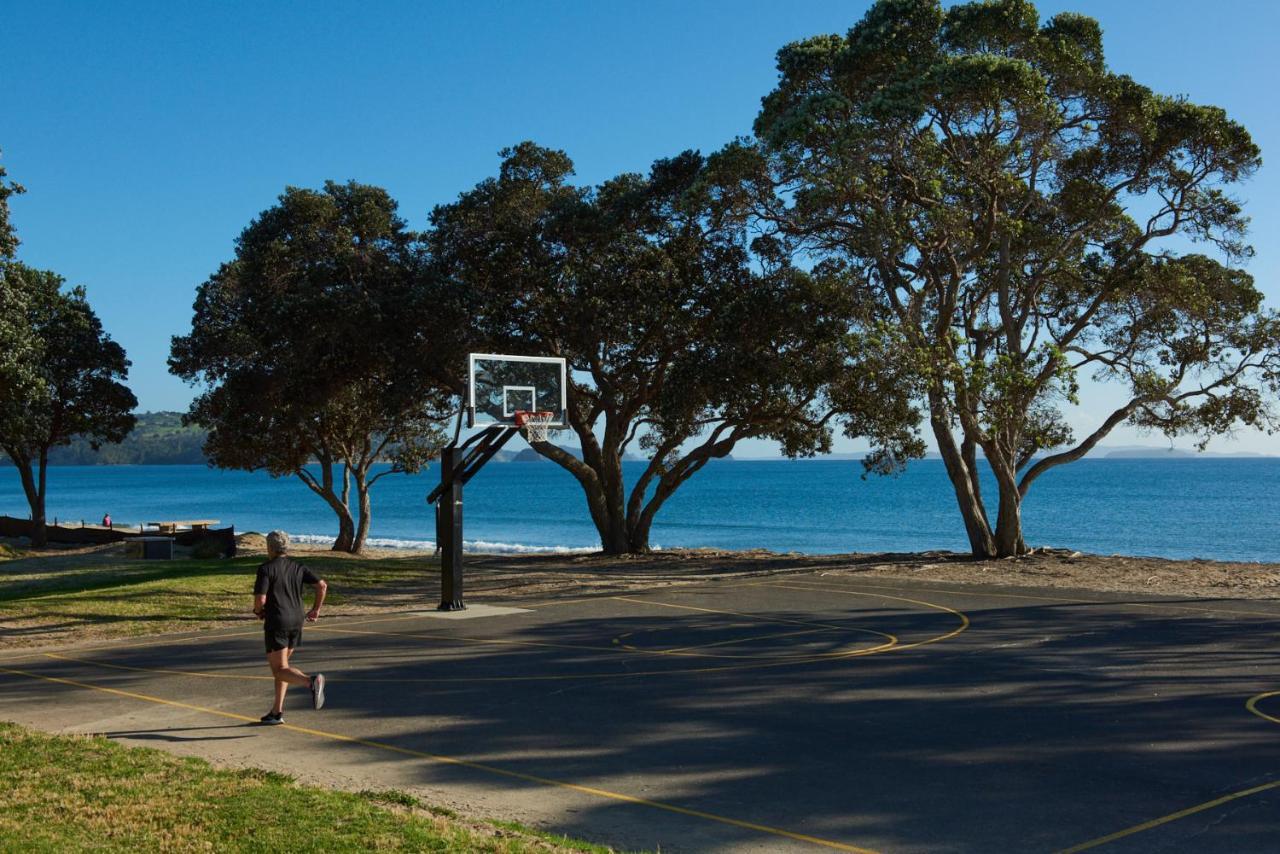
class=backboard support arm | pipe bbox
[427,425,519,611]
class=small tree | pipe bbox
[0,264,136,546]
[741,0,1280,557]
[430,143,867,554]
[170,181,453,553]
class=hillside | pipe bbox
[0,412,208,466]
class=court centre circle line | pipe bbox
[749,578,1280,621]
[760,584,971,652]
[0,663,880,853]
[32,587,971,683]
[1245,689,1280,725]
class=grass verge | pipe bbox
[0,721,615,853]
[0,550,436,645]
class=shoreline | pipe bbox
[233,538,1280,601]
[2,539,1277,652]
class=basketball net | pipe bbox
[514,410,555,443]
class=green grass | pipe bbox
[0,721,612,852]
[0,552,438,643]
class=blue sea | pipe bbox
[1,458,1278,562]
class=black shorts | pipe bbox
[264,625,302,653]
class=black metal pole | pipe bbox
[438,446,466,610]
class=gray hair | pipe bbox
[266,530,290,556]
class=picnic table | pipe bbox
[144,519,220,534]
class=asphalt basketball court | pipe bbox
[3,569,1280,852]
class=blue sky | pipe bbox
[4,1,1278,455]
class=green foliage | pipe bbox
[430,143,857,553]
[743,0,1280,556]
[170,181,455,553]
[0,264,136,543]
[0,156,41,443]
[0,147,22,260]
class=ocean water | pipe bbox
[0,458,1277,562]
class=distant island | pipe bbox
[2,415,1272,467]
[0,414,652,467]
[732,445,1276,462]
[0,412,208,466]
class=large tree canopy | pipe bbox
[170,181,455,553]
[430,143,872,554]
[732,0,1280,557]
[0,264,136,546]
[0,148,22,260]
[0,154,37,404]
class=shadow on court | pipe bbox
[3,576,1280,852]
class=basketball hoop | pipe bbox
[514,410,555,443]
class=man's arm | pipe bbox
[253,565,269,619]
[306,579,328,622]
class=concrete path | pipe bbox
[3,572,1279,852]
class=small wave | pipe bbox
[287,532,597,555]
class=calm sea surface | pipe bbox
[1,458,1277,562]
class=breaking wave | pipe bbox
[288,532,597,555]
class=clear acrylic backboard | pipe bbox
[467,353,568,428]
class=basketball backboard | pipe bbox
[467,353,568,428]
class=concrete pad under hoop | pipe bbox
[404,604,532,620]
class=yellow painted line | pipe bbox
[616,627,897,660]
[1056,780,1280,853]
[1245,690,1280,725]
[0,664,878,853]
[662,627,831,654]
[0,609,472,662]
[284,624,904,680]
[44,653,276,680]
[766,585,970,652]
[762,579,1280,620]
[29,591,963,683]
[612,596,867,631]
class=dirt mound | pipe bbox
[235,532,267,554]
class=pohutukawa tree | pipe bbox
[170,181,454,553]
[430,143,871,554]
[0,149,22,260]
[733,0,1280,557]
[0,152,37,406]
[0,264,137,547]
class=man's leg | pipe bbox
[267,647,310,714]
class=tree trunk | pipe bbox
[351,471,372,554]
[991,462,1029,558]
[929,415,996,558]
[333,514,356,553]
[13,452,48,548]
[10,449,48,548]
[529,439,632,554]
[626,513,654,554]
[592,479,629,555]
[295,465,356,552]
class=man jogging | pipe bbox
[252,530,327,724]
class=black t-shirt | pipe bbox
[253,556,320,630]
